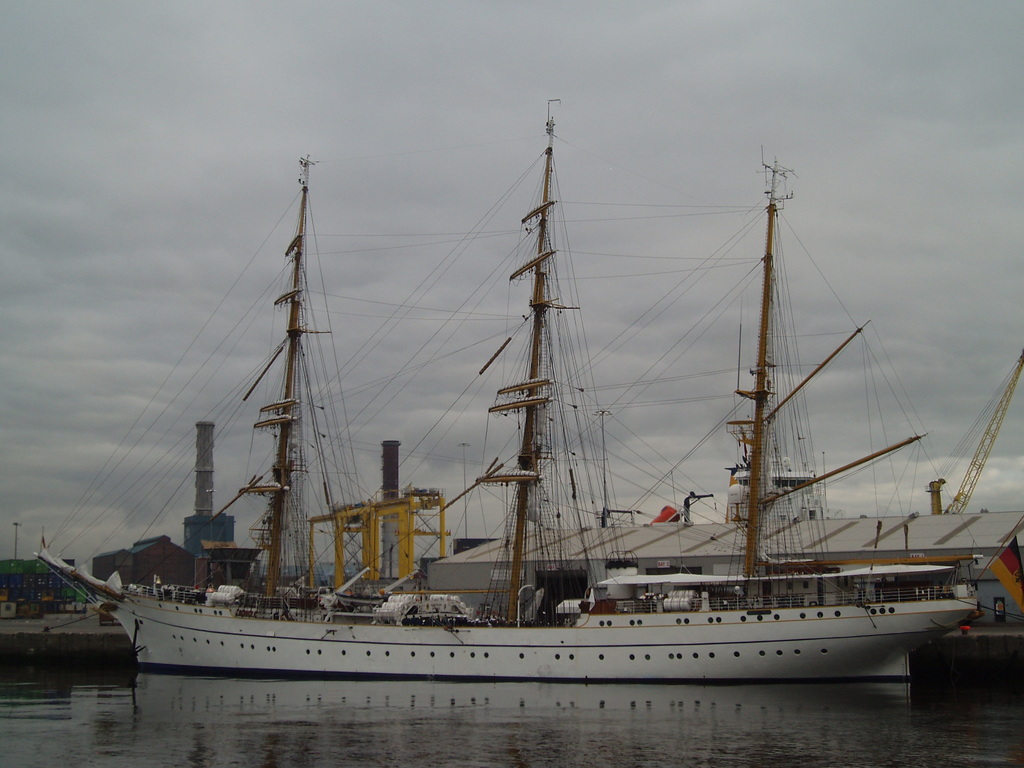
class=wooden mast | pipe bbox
[249,157,310,597]
[740,162,788,578]
[504,114,557,620]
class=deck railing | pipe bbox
[615,583,958,615]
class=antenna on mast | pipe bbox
[762,157,795,207]
[546,99,560,143]
[299,155,315,188]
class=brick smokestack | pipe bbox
[382,440,400,500]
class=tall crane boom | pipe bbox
[943,348,1024,515]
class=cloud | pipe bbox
[2,1,1023,563]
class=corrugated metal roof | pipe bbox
[443,510,1024,565]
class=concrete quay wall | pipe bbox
[911,626,1024,680]
[0,616,134,668]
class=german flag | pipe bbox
[991,535,1024,614]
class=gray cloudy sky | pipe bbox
[3,1,1023,564]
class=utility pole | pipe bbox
[12,522,20,560]
[460,442,470,539]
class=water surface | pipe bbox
[2,668,1021,767]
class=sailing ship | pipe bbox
[41,119,978,682]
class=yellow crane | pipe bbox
[308,488,446,588]
[928,349,1024,514]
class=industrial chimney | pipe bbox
[183,421,235,557]
[380,440,401,578]
[194,420,214,515]
[382,440,401,500]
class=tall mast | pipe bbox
[501,114,557,620]
[741,162,789,578]
[246,157,311,597]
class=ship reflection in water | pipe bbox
[2,669,1023,766]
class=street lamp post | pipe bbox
[516,584,535,627]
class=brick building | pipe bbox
[93,535,197,587]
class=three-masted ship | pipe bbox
[41,119,977,682]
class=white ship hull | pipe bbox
[109,594,973,682]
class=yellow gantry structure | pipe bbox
[930,348,1024,515]
[308,488,446,588]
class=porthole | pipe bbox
[800,613,807,619]
[820,648,828,654]
[889,607,896,614]
[741,616,747,622]
[708,617,715,624]
[692,652,699,659]
[568,654,574,660]
[708,652,715,659]
[484,652,489,659]
[430,652,435,658]
[734,651,740,657]
[318,650,323,656]
[306,649,311,655]
[555,654,561,660]
[644,654,650,661]
[519,653,524,659]
[629,620,636,626]
[470,652,476,658]
[684,618,690,624]
[450,652,455,658]
[676,619,682,625]
[817,612,824,618]
[385,651,390,657]
[669,653,675,659]
[629,654,636,660]
[599,654,605,660]
[773,614,780,621]
[835,611,841,617]
[756,615,763,621]
[716,617,722,623]
[366,650,371,657]
[794,649,801,655]
[411,651,416,657]
[759,650,766,656]
[776,650,783,656]
[637,619,643,626]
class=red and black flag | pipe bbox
[991,535,1024,614]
